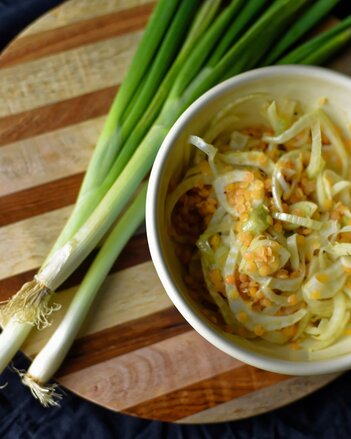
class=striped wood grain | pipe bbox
[0,0,348,423]
[0,30,142,117]
[21,0,154,37]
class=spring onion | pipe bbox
[18,184,147,407]
[278,15,351,65]
[2,0,310,327]
[263,0,341,64]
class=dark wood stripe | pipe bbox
[124,366,290,422]
[0,171,148,226]
[0,233,151,302]
[0,173,84,227]
[0,3,154,68]
[0,86,116,147]
[57,307,190,377]
[0,270,36,302]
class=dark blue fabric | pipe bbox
[2,351,351,439]
[1,1,351,438]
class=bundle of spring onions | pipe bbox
[0,0,350,406]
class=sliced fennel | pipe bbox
[169,93,351,352]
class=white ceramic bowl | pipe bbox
[146,65,351,375]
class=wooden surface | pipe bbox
[0,0,349,423]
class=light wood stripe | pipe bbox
[0,201,149,283]
[179,373,341,423]
[126,365,290,422]
[0,206,72,280]
[59,331,242,410]
[0,86,116,147]
[57,307,189,377]
[0,231,150,301]
[0,4,154,68]
[21,0,154,37]
[0,116,103,197]
[22,260,172,357]
[0,30,142,117]
[56,233,150,292]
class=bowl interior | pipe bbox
[148,66,351,374]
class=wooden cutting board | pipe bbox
[0,0,349,423]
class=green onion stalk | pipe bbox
[263,0,341,65]
[0,0,350,397]
[47,0,201,259]
[18,184,147,407]
[0,0,226,375]
[8,0,303,323]
[0,0,213,327]
[278,15,351,64]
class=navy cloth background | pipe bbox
[1,1,351,438]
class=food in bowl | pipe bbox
[167,92,351,354]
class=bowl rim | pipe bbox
[146,65,351,376]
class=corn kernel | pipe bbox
[209,269,223,291]
[244,172,254,182]
[253,190,263,200]
[274,222,283,232]
[237,312,249,322]
[291,208,304,216]
[296,235,305,246]
[289,342,301,351]
[261,298,271,308]
[249,287,258,297]
[311,290,321,300]
[315,273,329,283]
[239,181,250,189]
[288,294,298,305]
[282,325,297,338]
[254,325,265,336]
[210,234,221,249]
[259,264,271,277]
[264,178,272,190]
[225,275,235,285]
[322,199,333,210]
[259,155,268,165]
[246,261,257,273]
[241,213,249,222]
[244,252,255,261]
[198,160,211,175]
